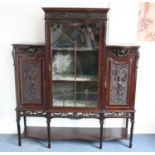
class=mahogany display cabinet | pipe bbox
[12,8,140,149]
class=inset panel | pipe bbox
[76,82,98,107]
[22,63,41,103]
[110,60,129,105]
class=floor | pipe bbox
[0,134,155,152]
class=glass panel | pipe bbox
[51,23,99,108]
[76,82,98,107]
[52,50,74,81]
[87,93,98,107]
[75,93,86,107]
[52,24,99,49]
[52,24,75,48]
[53,82,74,107]
[76,51,98,81]
[110,60,129,105]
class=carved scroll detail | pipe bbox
[113,48,129,57]
[20,47,38,56]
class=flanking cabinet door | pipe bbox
[13,44,46,109]
[104,46,139,111]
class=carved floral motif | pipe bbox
[22,63,41,103]
[110,60,129,105]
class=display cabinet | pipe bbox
[12,8,140,149]
[44,8,108,112]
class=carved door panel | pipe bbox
[104,47,138,110]
[13,45,45,109]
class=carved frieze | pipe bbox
[20,110,47,117]
[45,12,107,20]
[18,110,133,119]
[50,112,100,119]
[104,112,132,118]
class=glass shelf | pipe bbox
[53,74,98,81]
[53,99,97,107]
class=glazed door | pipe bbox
[49,22,104,109]
[104,47,137,110]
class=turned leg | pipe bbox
[16,111,21,146]
[129,113,135,148]
[125,118,129,129]
[23,116,27,136]
[47,116,51,148]
[99,113,104,149]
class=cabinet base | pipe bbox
[22,126,129,141]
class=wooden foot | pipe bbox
[125,118,129,129]
[48,143,51,149]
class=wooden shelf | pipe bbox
[22,126,128,141]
